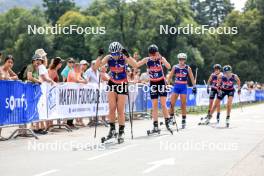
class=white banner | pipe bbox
[37,83,109,120]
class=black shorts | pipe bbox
[149,80,167,99]
[107,80,128,95]
[217,89,235,100]
[209,88,218,100]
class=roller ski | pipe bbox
[117,132,125,144]
[160,116,179,132]
[226,116,230,128]
[198,115,211,125]
[147,126,161,136]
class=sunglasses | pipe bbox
[111,52,121,57]
[178,58,186,61]
[68,61,75,64]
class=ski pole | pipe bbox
[94,71,101,138]
[127,82,134,139]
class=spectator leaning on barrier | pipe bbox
[48,57,64,82]
[67,63,88,128]
[139,68,150,84]
[61,58,75,82]
[23,54,42,83]
[0,55,18,80]
[0,55,18,138]
[80,60,89,79]
[84,60,99,84]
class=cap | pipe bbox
[67,57,75,63]
[32,53,43,60]
[35,48,47,57]
[80,60,88,65]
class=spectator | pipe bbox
[139,68,150,84]
[47,57,64,128]
[100,65,110,83]
[48,57,64,82]
[35,49,55,133]
[84,60,99,84]
[80,60,89,79]
[61,58,75,82]
[24,54,48,134]
[67,63,87,128]
[0,55,18,80]
[133,52,140,61]
[0,52,2,63]
[23,54,42,83]
[0,55,18,138]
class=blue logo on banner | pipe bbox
[0,81,41,125]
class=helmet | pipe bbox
[213,64,222,70]
[109,42,123,53]
[148,44,159,54]
[223,65,232,72]
[177,53,187,60]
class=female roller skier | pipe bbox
[95,42,137,143]
[137,44,173,134]
[167,53,197,129]
[204,65,241,128]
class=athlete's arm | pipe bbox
[160,57,171,69]
[167,66,175,83]
[188,66,196,86]
[235,74,241,90]
[136,57,148,68]
[126,56,138,68]
[216,74,222,90]
[207,74,212,86]
[95,55,109,70]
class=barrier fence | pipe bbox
[1,81,264,127]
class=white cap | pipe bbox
[80,60,88,65]
[35,48,47,57]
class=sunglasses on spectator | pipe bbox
[68,61,75,64]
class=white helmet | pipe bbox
[109,42,123,53]
[177,53,187,60]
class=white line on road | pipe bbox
[86,144,138,161]
[143,158,175,174]
[33,169,59,176]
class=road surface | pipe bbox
[0,104,264,176]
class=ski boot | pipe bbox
[226,116,230,128]
[216,113,220,124]
[117,125,125,144]
[165,118,173,135]
[181,116,186,129]
[101,124,117,143]
[147,121,161,136]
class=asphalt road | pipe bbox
[1,104,264,176]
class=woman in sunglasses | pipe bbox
[95,42,137,143]
[137,44,173,134]
[167,53,197,129]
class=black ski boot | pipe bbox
[182,116,186,129]
[101,123,117,143]
[118,125,125,144]
[165,118,173,134]
[216,113,220,124]
[226,116,230,128]
[147,121,161,135]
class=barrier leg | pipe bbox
[46,119,72,132]
[8,126,39,140]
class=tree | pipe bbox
[42,0,76,25]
